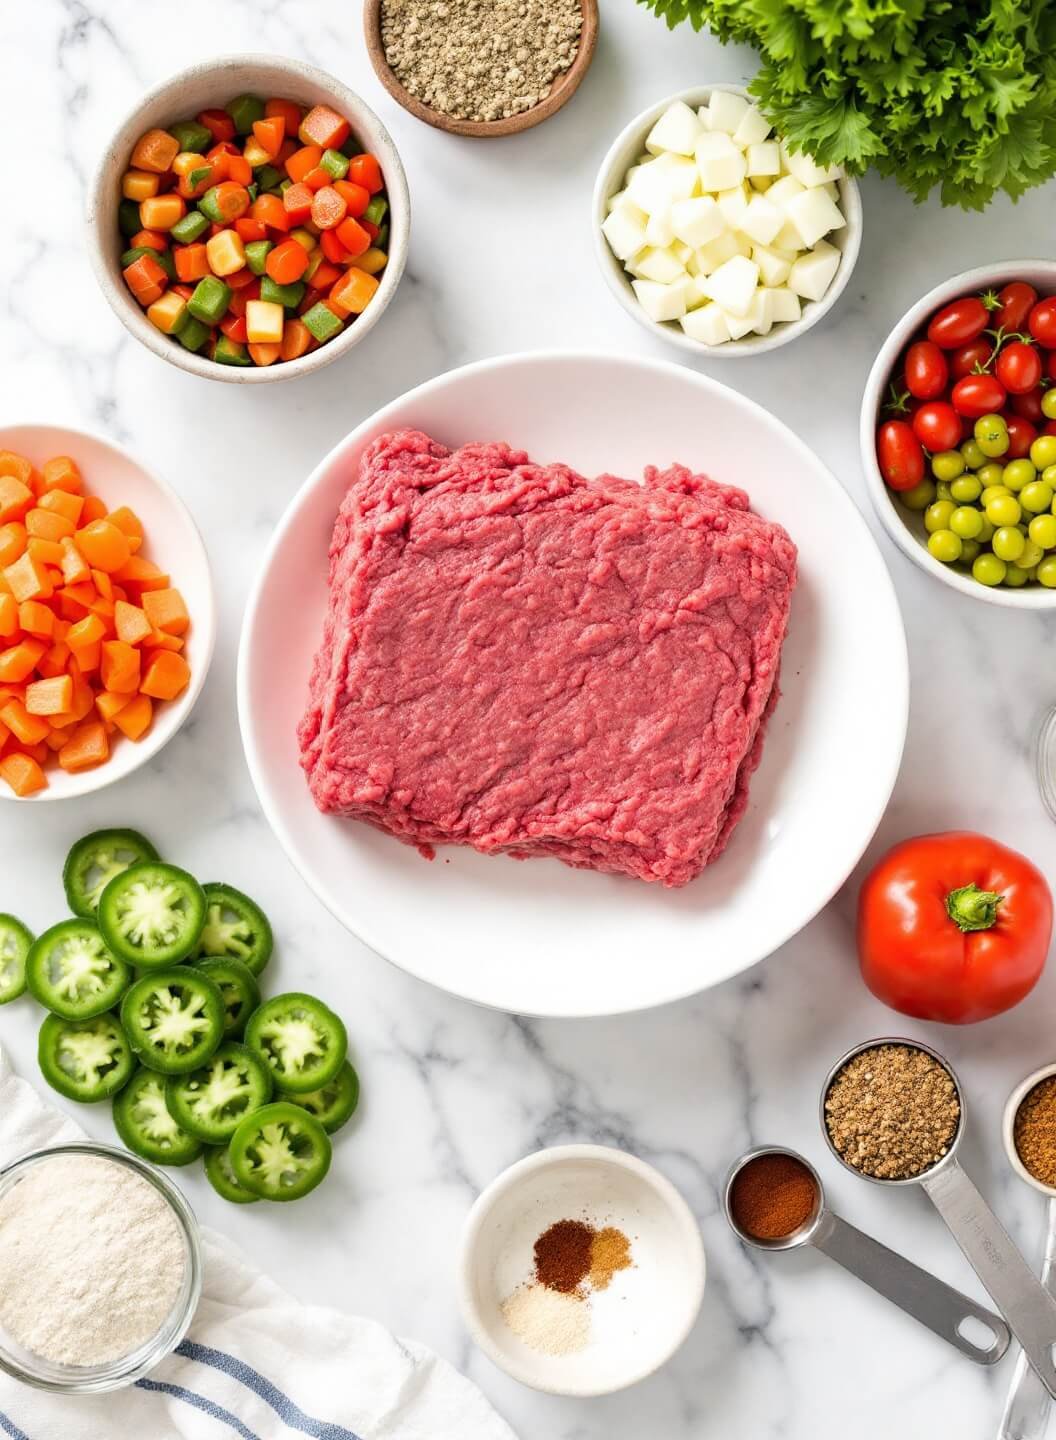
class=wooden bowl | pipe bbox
[364,0,598,138]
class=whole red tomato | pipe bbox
[912,401,962,452]
[952,372,1007,418]
[858,832,1053,1024]
[928,297,989,349]
[995,281,1038,333]
[996,341,1043,395]
[876,420,925,490]
[904,340,948,399]
[951,338,994,379]
[1029,298,1056,348]
[1004,413,1037,459]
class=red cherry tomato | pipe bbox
[995,340,1043,395]
[1011,387,1045,423]
[994,281,1038,334]
[1028,298,1056,348]
[1046,421,1056,438]
[928,296,990,350]
[877,420,925,491]
[951,372,1007,418]
[951,338,994,379]
[1004,414,1037,459]
[911,401,962,452]
[903,340,949,400]
[1049,351,1056,383]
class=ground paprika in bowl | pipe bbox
[857,831,1053,1024]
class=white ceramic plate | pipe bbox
[238,353,907,1016]
[0,425,215,802]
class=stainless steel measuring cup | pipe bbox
[724,1144,1009,1363]
[995,1062,1056,1440]
[822,1037,1056,1401]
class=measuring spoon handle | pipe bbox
[997,1196,1056,1439]
[811,1210,1010,1364]
[923,1161,1056,1401]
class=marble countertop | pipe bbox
[4,2,1056,1436]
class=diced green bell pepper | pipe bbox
[301,302,344,343]
[170,210,210,245]
[189,164,214,192]
[321,148,349,181]
[197,185,230,223]
[364,196,387,227]
[279,178,293,194]
[119,199,142,237]
[247,182,259,202]
[122,246,176,280]
[374,223,389,251]
[187,275,232,325]
[168,120,212,153]
[226,93,265,135]
[256,164,284,194]
[260,276,305,309]
[245,240,273,276]
[178,316,212,352]
[213,336,252,366]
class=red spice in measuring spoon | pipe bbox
[729,1153,818,1240]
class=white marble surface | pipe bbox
[3,3,1056,1437]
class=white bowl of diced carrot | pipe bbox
[0,426,215,799]
[86,55,409,382]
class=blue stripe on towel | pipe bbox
[0,1410,29,1440]
[136,1377,263,1439]
[177,1340,363,1440]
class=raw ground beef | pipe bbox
[298,429,797,887]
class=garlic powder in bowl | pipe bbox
[0,1143,201,1392]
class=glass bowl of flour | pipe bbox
[0,1142,202,1392]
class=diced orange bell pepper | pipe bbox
[0,750,46,795]
[330,267,380,317]
[58,719,109,773]
[113,693,153,740]
[140,650,190,700]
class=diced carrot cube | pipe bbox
[17,601,53,639]
[37,640,71,678]
[4,553,52,603]
[131,128,181,173]
[0,524,26,567]
[26,508,74,542]
[106,506,144,541]
[145,629,184,653]
[100,640,140,694]
[113,557,169,593]
[113,693,153,740]
[114,600,152,646]
[39,457,81,494]
[141,588,189,635]
[60,537,90,585]
[44,725,73,750]
[76,521,131,574]
[25,675,73,717]
[0,751,46,795]
[0,476,33,524]
[280,319,312,362]
[92,570,113,601]
[0,639,46,683]
[80,495,108,523]
[0,453,34,487]
[26,539,63,570]
[298,105,350,151]
[38,489,84,525]
[66,613,105,652]
[95,689,131,722]
[285,145,323,184]
[140,650,190,700]
[58,719,109,773]
[329,267,379,317]
[0,698,50,744]
[0,594,17,639]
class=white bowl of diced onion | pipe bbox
[592,86,862,356]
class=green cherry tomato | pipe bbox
[1002,459,1036,492]
[949,505,983,539]
[976,466,1006,490]
[934,480,954,502]
[900,479,937,511]
[980,484,1011,507]
[1021,482,1054,514]
[931,450,966,481]
[1004,563,1030,587]
[986,494,1022,527]
[1038,555,1056,587]
[958,539,982,565]
[1029,515,1056,550]
[950,474,983,503]
[992,526,1026,562]
[977,517,996,543]
[1042,391,1056,421]
[973,552,1008,586]
[1019,538,1046,570]
[928,529,963,563]
[925,500,956,533]
[1030,436,1056,470]
[975,413,1010,457]
[1043,464,1056,489]
[960,439,986,469]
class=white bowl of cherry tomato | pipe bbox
[87,55,409,383]
[861,261,1056,606]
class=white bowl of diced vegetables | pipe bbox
[592,87,861,356]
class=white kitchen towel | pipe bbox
[0,1046,515,1440]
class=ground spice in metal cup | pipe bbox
[1014,1076,1056,1188]
[533,1218,594,1293]
[729,1153,818,1241]
[825,1044,961,1181]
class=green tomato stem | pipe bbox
[946,882,1002,933]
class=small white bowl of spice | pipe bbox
[458,1144,704,1397]
[0,1142,201,1392]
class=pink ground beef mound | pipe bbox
[298,429,797,888]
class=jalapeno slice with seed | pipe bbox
[26,919,131,1021]
[229,1102,331,1202]
[165,1041,273,1144]
[98,862,206,968]
[63,829,160,918]
[120,968,225,1075]
[204,1143,260,1204]
[195,883,273,977]
[113,1066,204,1166]
[244,992,347,1095]
[38,1012,133,1103]
[0,914,33,1004]
[193,957,260,1039]
[279,1060,360,1135]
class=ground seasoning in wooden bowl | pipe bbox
[825,1044,961,1181]
[729,1153,818,1241]
[1014,1076,1056,1188]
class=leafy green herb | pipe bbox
[638,0,1056,209]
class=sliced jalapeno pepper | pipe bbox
[165,1041,273,1144]
[26,919,131,1021]
[38,1012,133,1103]
[280,1060,360,1135]
[113,1066,204,1166]
[195,883,273,977]
[0,914,33,1004]
[229,1102,331,1202]
[63,829,160,918]
[98,862,206,968]
[193,957,260,1039]
[244,992,347,1095]
[120,968,224,1075]
[204,1143,260,1204]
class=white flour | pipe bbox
[0,1153,187,1367]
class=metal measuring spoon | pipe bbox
[724,1145,1009,1363]
[822,1037,1056,1401]
[995,1062,1056,1440]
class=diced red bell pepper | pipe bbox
[198,108,236,143]
[334,216,371,259]
[347,154,384,194]
[333,180,370,218]
[221,313,249,343]
[320,230,350,264]
[282,182,314,224]
[235,217,268,243]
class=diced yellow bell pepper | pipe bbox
[355,248,388,276]
[205,229,247,277]
[243,138,272,168]
[245,300,284,345]
[146,291,188,335]
[289,228,317,253]
[122,170,160,201]
[139,195,186,231]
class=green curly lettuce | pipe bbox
[638,0,1056,208]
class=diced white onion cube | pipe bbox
[746,141,781,177]
[695,231,748,275]
[766,174,807,211]
[733,105,772,148]
[739,195,783,246]
[632,276,690,323]
[748,288,775,335]
[646,101,704,157]
[780,142,844,188]
[671,239,693,265]
[702,254,759,316]
[627,155,699,211]
[602,206,648,261]
[707,90,751,136]
[717,185,750,229]
[681,302,731,345]
[635,246,687,284]
[645,207,676,247]
[785,188,846,248]
[770,287,803,323]
[773,219,805,253]
[752,244,792,288]
[788,239,841,301]
[723,307,757,340]
[670,195,727,249]
[694,132,747,192]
